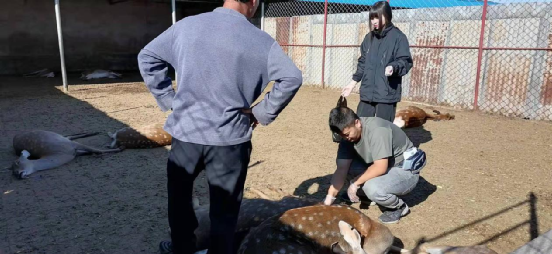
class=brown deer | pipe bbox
[5,130,122,179]
[237,204,395,254]
[393,106,455,129]
[232,186,497,254]
[107,123,172,149]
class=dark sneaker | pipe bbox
[159,241,172,254]
[378,203,410,224]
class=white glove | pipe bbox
[385,66,393,76]
[324,195,336,205]
[347,182,360,203]
[341,80,358,97]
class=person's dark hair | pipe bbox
[369,1,392,32]
[329,107,359,134]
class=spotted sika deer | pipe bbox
[236,202,497,254]
[237,204,396,254]
[6,130,122,179]
[393,106,455,129]
[107,123,172,149]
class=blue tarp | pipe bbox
[298,0,499,8]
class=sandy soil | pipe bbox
[0,74,550,254]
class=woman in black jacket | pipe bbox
[341,1,413,122]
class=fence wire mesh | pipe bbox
[263,0,552,121]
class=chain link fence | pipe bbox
[262,0,552,121]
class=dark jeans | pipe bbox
[356,100,397,122]
[167,138,252,254]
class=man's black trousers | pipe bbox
[166,137,252,254]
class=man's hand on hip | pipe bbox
[241,108,259,129]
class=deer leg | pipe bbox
[72,142,122,155]
[389,246,416,254]
[266,185,289,197]
[247,187,273,200]
[106,131,119,149]
[64,132,100,140]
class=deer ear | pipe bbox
[338,221,363,251]
[336,96,348,108]
[20,150,30,158]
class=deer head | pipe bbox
[11,150,34,179]
[330,221,367,254]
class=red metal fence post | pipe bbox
[474,0,489,110]
[321,0,329,89]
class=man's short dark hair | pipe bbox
[329,107,359,134]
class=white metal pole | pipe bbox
[171,0,176,24]
[55,0,68,92]
[261,1,265,31]
[171,0,177,85]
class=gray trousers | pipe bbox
[348,159,419,209]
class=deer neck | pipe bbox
[30,157,64,171]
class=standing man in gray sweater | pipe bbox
[137,0,303,253]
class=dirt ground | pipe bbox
[0,74,551,254]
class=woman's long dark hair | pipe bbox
[369,1,393,33]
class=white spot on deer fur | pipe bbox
[327,221,331,225]
[319,212,323,216]
[317,223,323,228]
[302,217,306,220]
[308,217,313,220]
[298,224,303,230]
[308,232,313,236]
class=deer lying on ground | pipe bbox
[237,204,395,254]
[107,123,172,149]
[4,130,122,179]
[231,186,497,254]
[80,69,122,81]
[393,106,455,129]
